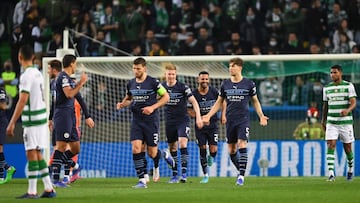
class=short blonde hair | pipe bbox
[164,63,177,71]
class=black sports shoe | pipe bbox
[40,190,56,198]
[327,175,335,182]
[347,172,353,181]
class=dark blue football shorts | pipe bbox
[53,108,79,143]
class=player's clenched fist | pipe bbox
[78,72,88,86]
[116,102,124,110]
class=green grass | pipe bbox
[1,177,359,203]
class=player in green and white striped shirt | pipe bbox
[321,64,357,182]
[6,45,55,198]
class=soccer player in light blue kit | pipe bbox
[117,57,174,188]
[321,64,357,181]
[203,57,268,186]
[162,63,203,183]
[188,71,226,183]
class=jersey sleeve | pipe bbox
[184,84,193,99]
[19,72,31,93]
[61,74,71,88]
[156,79,167,96]
[219,81,226,98]
[349,83,357,98]
[126,80,132,97]
[249,80,257,97]
[322,87,328,101]
[188,89,197,108]
[75,92,91,118]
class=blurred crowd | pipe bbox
[0,0,360,119]
[0,0,359,76]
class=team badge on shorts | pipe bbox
[64,132,70,138]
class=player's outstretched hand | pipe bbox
[85,117,95,128]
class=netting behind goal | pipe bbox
[42,54,360,178]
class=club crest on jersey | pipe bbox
[62,77,69,84]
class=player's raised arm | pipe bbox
[63,72,88,98]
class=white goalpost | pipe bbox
[42,54,360,178]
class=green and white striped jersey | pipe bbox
[323,80,357,125]
[19,66,47,127]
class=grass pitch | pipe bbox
[1,177,359,203]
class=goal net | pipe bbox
[42,54,360,178]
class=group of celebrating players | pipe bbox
[0,45,356,198]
